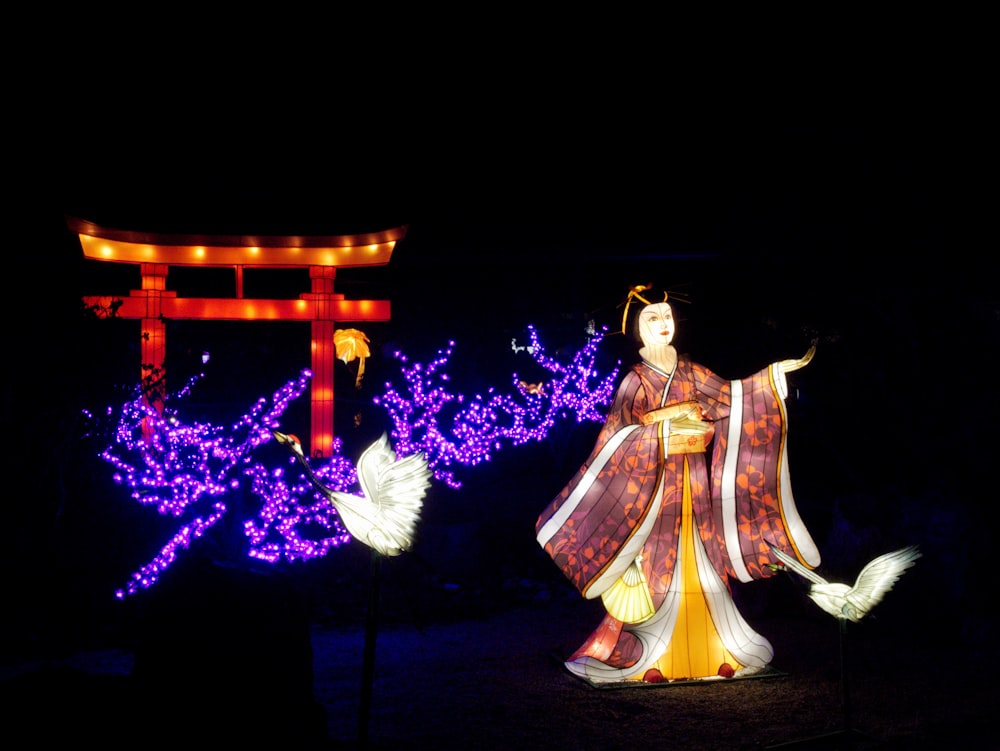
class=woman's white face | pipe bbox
[638,302,675,347]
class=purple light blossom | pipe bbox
[87,326,618,597]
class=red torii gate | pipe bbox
[68,216,407,458]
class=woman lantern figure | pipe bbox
[535,285,820,683]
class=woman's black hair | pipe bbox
[619,285,690,346]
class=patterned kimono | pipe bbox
[535,353,820,683]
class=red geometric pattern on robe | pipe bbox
[535,355,798,607]
[535,365,665,598]
[709,366,797,579]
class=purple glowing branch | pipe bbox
[242,445,355,565]
[115,502,227,599]
[97,371,313,517]
[93,369,360,595]
[375,325,617,488]
[91,325,617,597]
[514,324,618,425]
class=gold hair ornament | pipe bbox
[621,284,670,335]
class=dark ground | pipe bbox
[1,543,992,751]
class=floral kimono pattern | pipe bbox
[535,354,820,683]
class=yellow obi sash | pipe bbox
[641,401,713,454]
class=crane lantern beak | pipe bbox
[271,430,300,446]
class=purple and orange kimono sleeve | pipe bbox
[535,358,820,598]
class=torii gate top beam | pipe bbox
[67,216,407,268]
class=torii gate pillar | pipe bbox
[307,266,340,459]
[69,217,406,458]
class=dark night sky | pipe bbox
[38,119,989,405]
[40,120,986,346]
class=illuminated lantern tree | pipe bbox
[85,325,617,597]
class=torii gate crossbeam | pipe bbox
[69,216,406,458]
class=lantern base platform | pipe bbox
[549,653,786,688]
